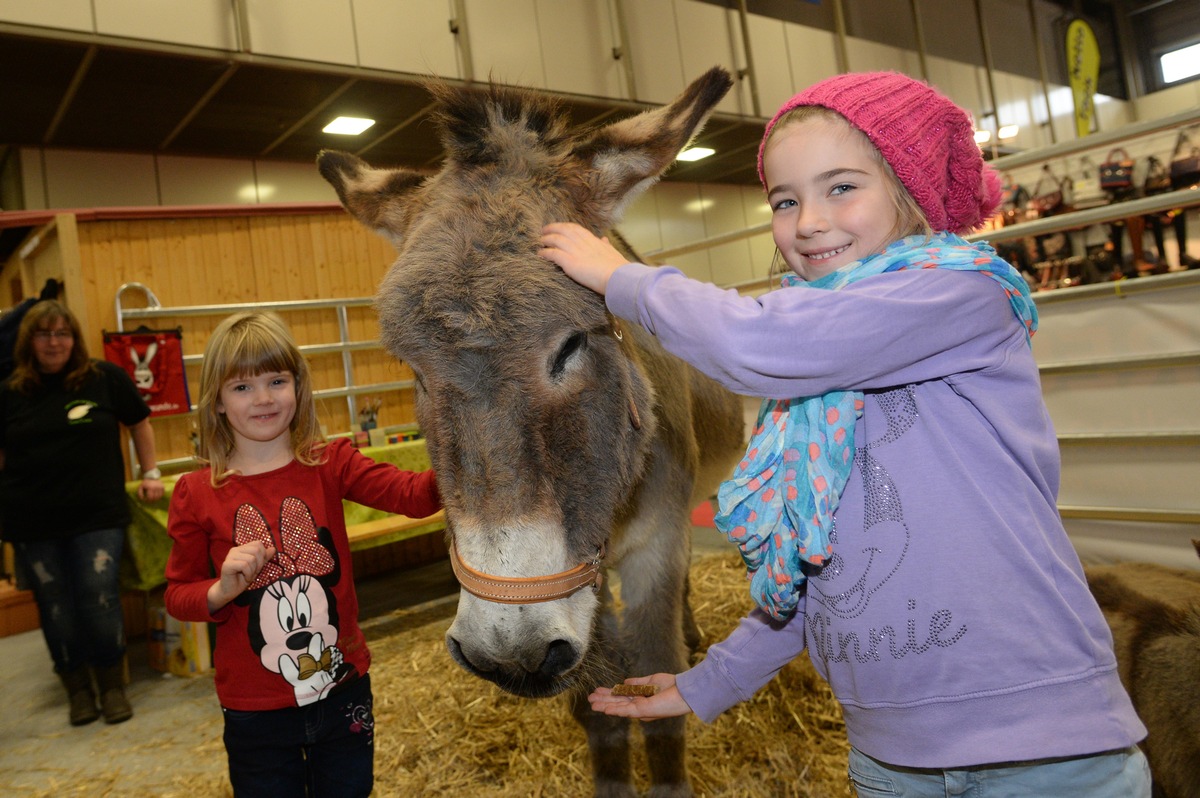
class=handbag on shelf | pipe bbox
[1029,166,1066,217]
[1072,156,1108,209]
[1099,148,1135,191]
[1144,155,1172,195]
[1169,128,1200,190]
[998,172,1032,225]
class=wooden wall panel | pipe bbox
[71,210,410,470]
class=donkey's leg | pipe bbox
[618,513,696,797]
[573,590,637,798]
[681,571,702,657]
[570,689,637,798]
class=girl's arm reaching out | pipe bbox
[539,222,633,296]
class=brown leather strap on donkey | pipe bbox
[449,540,606,604]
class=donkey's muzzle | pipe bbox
[446,634,581,698]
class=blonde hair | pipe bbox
[196,311,324,486]
[763,105,932,245]
[9,301,96,394]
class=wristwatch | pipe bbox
[142,467,162,480]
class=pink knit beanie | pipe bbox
[757,72,1001,234]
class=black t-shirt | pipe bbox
[0,360,151,541]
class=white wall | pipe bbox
[0,0,238,46]
[3,0,1147,143]
[535,0,625,99]
[96,0,239,49]
[9,0,1193,284]
[352,0,459,78]
[1033,277,1200,570]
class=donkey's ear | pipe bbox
[317,150,426,245]
[573,67,733,226]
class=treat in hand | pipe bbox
[611,683,659,697]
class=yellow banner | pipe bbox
[1067,18,1101,138]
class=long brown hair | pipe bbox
[196,311,324,486]
[8,301,96,394]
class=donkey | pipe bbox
[1085,541,1200,798]
[318,68,745,797]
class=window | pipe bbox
[1160,42,1200,84]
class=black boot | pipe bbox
[95,662,133,724]
[59,668,100,726]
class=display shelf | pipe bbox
[969,186,1200,245]
[984,106,1200,172]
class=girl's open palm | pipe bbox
[588,673,692,720]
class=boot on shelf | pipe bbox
[59,667,100,726]
[94,661,133,724]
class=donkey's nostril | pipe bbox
[446,635,494,675]
[539,639,579,678]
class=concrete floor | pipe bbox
[0,524,728,797]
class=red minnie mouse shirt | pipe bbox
[165,437,441,711]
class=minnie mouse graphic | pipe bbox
[233,496,358,706]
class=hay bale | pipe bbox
[368,553,849,796]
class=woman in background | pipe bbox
[0,300,163,726]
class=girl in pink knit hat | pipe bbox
[540,71,1147,797]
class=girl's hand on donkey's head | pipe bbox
[588,674,692,719]
[538,222,629,296]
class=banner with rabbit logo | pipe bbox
[103,327,191,416]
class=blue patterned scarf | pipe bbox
[714,233,1037,620]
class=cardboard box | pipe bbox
[147,605,211,677]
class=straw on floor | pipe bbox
[365,552,850,797]
[26,552,849,797]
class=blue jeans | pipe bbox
[14,527,127,673]
[847,745,1151,797]
[222,674,375,798]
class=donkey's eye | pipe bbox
[550,331,588,378]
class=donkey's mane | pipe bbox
[429,79,572,168]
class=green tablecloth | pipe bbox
[122,440,436,591]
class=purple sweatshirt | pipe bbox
[606,261,1145,769]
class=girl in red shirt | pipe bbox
[165,311,440,797]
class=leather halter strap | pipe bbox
[448,539,606,604]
